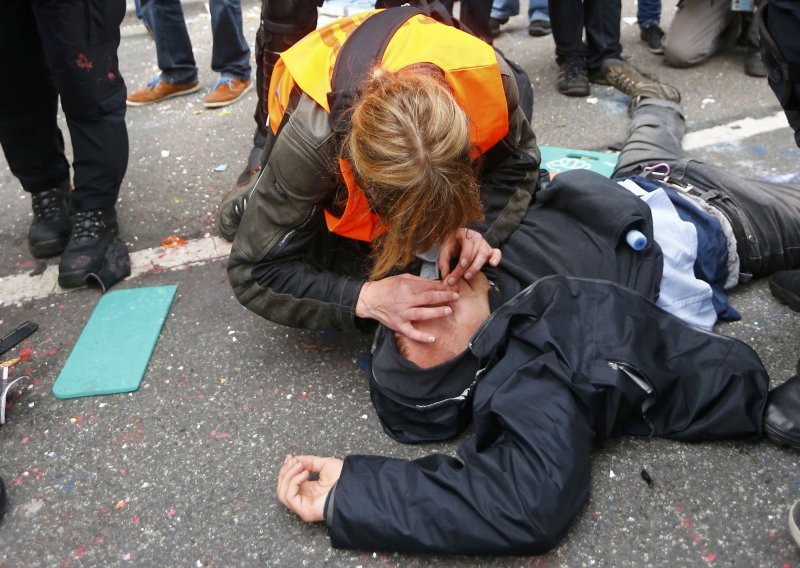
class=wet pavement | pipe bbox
[1,1,799,566]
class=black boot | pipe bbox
[58,208,123,289]
[764,359,800,449]
[28,183,71,258]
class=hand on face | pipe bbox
[438,228,501,286]
[356,273,460,343]
[277,454,344,523]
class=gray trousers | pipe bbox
[663,0,757,67]
[614,98,800,279]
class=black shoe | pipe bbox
[769,269,800,311]
[791,499,800,548]
[28,183,71,258]
[640,25,665,55]
[58,208,122,289]
[528,19,551,37]
[764,360,800,449]
[488,17,505,38]
[744,48,767,78]
[557,60,590,97]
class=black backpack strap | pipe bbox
[326,6,421,137]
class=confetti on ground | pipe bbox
[217,109,232,117]
[160,236,188,248]
[161,150,170,158]
[213,164,228,172]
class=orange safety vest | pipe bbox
[268,10,509,242]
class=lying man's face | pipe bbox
[396,272,491,368]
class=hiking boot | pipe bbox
[127,77,200,106]
[488,17,505,38]
[58,208,123,289]
[528,19,551,37]
[744,48,767,78]
[602,58,681,111]
[640,25,665,55]
[28,183,72,258]
[557,60,590,97]
[203,76,253,108]
[769,269,800,311]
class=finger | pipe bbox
[278,459,304,503]
[403,305,455,323]
[437,242,457,282]
[462,245,492,281]
[285,469,311,513]
[397,321,436,344]
[413,289,460,307]
[294,455,328,473]
[489,247,502,266]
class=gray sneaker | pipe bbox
[601,58,681,112]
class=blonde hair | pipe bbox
[343,65,484,280]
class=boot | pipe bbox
[28,183,71,258]
[58,208,122,289]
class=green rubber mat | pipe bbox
[53,285,177,399]
[539,145,619,178]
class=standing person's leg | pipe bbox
[637,0,664,54]
[32,0,131,289]
[549,0,590,96]
[584,0,622,82]
[662,0,731,68]
[0,0,72,258]
[204,0,253,108]
[527,0,551,37]
[459,0,494,43]
[488,0,519,37]
[127,0,200,105]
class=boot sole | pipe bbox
[764,421,800,450]
[769,279,800,312]
[58,270,90,289]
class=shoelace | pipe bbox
[211,76,234,92]
[31,189,64,219]
[71,210,105,243]
[146,76,161,91]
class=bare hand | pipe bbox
[438,228,501,286]
[356,273,460,343]
[277,454,344,523]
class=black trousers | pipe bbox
[0,0,128,211]
[548,0,622,72]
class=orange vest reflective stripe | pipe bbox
[268,10,509,242]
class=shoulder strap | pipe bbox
[326,6,421,136]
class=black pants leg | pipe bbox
[0,0,70,193]
[584,0,622,73]
[13,0,129,211]
[549,0,588,65]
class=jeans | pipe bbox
[491,0,549,22]
[614,99,800,279]
[140,0,251,84]
[549,0,622,72]
[0,0,128,211]
[637,0,660,30]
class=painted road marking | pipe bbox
[682,111,790,151]
[0,237,232,306]
[0,111,792,306]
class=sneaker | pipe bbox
[58,208,125,289]
[528,19,551,37]
[602,58,681,111]
[203,76,253,109]
[791,500,800,549]
[744,48,767,78]
[640,25,665,55]
[28,183,72,258]
[769,269,800,311]
[488,17,505,38]
[126,77,200,106]
[557,60,590,97]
